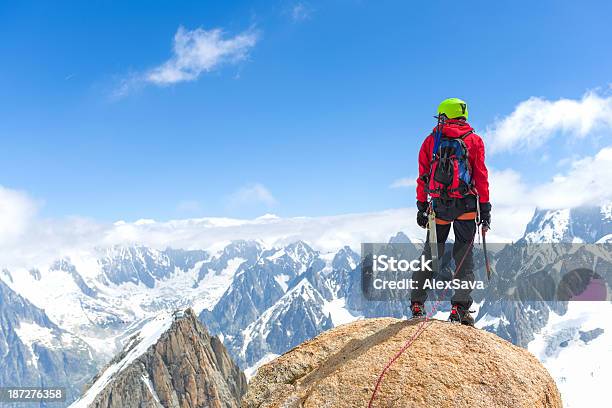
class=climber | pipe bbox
[410,98,491,326]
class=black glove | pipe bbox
[479,202,491,229]
[416,201,429,229]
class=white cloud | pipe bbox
[112,26,258,97]
[485,91,612,153]
[290,2,312,21]
[476,147,612,238]
[228,183,277,208]
[531,147,612,208]
[0,186,38,246]
[488,169,529,208]
[146,26,258,85]
[390,177,416,189]
[488,147,612,210]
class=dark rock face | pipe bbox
[579,328,604,343]
[77,309,247,408]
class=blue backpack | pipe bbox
[426,131,474,199]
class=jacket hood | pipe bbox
[432,119,474,138]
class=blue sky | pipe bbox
[1,0,612,221]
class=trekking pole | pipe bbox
[476,196,492,280]
[427,200,438,274]
[482,225,492,281]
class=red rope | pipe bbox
[367,234,476,408]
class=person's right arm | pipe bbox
[416,135,433,204]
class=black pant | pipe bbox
[410,217,476,309]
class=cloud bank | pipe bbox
[485,91,612,153]
[0,186,423,269]
[530,147,612,208]
[7,164,604,270]
[0,186,38,246]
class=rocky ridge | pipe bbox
[71,309,246,408]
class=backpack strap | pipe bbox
[456,130,475,192]
[459,130,474,139]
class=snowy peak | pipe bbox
[527,302,612,408]
[219,239,262,261]
[284,240,317,265]
[99,246,208,288]
[196,239,262,284]
[0,278,57,333]
[523,204,612,243]
[332,245,359,271]
[523,209,571,243]
[389,231,411,244]
[71,309,247,408]
[259,240,318,274]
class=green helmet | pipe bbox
[438,98,468,120]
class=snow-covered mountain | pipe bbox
[478,205,612,347]
[523,205,612,243]
[1,204,610,406]
[0,242,267,404]
[0,238,362,403]
[200,240,355,367]
[476,204,612,407]
[70,309,246,408]
[0,279,98,407]
[237,278,333,367]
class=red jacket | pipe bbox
[416,120,489,203]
